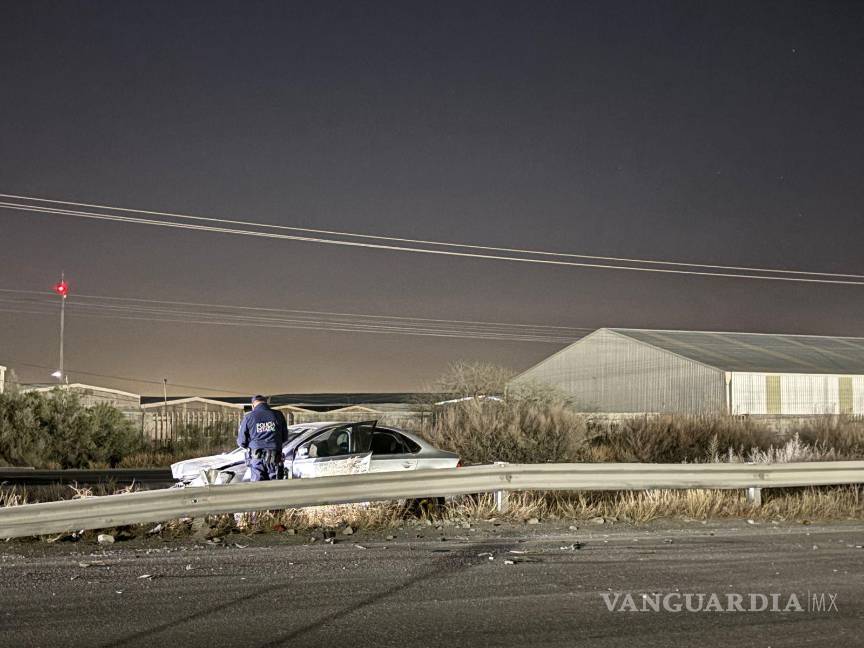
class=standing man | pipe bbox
[237,395,288,481]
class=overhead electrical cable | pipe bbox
[0,288,592,339]
[0,291,582,332]
[0,291,584,343]
[1,196,863,285]
[4,192,864,279]
[0,307,579,343]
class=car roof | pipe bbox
[288,421,340,431]
[286,420,446,455]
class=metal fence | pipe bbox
[143,411,243,447]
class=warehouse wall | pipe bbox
[731,372,864,415]
[512,329,726,413]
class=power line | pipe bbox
[4,191,864,279]
[0,306,580,344]
[2,197,863,286]
[0,287,586,332]
[0,288,592,342]
[0,292,584,343]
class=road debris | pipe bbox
[559,542,584,550]
[97,534,115,545]
[526,518,540,525]
[354,544,367,550]
[190,518,208,538]
[78,560,107,568]
[342,526,355,535]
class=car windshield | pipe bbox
[283,430,306,447]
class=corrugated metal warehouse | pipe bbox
[511,328,864,415]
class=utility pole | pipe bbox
[52,273,69,382]
[163,378,168,408]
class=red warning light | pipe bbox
[54,280,69,297]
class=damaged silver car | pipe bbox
[170,420,460,486]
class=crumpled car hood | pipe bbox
[170,452,243,479]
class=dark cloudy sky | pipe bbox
[1,1,863,395]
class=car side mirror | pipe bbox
[297,447,309,459]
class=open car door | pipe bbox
[289,421,376,479]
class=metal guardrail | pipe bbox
[0,461,862,539]
[0,468,174,488]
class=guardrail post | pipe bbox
[746,486,762,507]
[494,489,509,513]
[493,461,510,513]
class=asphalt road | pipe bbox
[2,520,864,647]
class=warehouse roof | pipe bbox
[608,328,864,374]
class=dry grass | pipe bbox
[0,482,140,507]
[228,503,410,533]
[579,415,781,463]
[794,416,864,459]
[448,487,864,523]
[203,487,864,533]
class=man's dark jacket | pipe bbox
[237,404,288,451]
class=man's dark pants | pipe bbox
[249,457,283,481]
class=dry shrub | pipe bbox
[0,390,144,468]
[419,362,589,464]
[744,433,836,463]
[793,416,864,459]
[582,415,781,463]
[583,415,864,464]
[425,360,515,401]
[424,395,588,464]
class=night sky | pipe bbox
[1,1,863,396]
